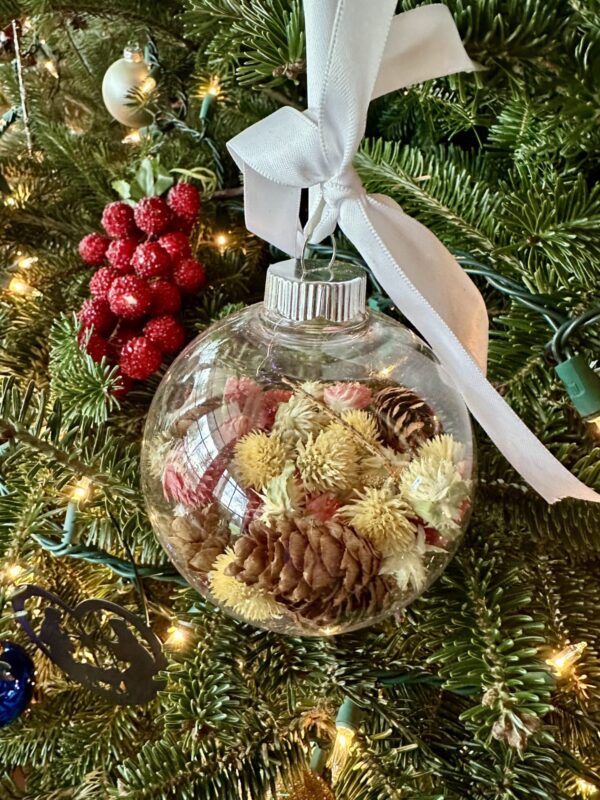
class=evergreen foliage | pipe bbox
[0,1,598,798]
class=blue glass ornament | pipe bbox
[0,640,35,726]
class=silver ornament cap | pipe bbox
[263,258,367,324]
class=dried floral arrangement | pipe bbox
[156,377,472,633]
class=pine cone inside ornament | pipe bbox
[169,504,230,576]
[227,516,392,625]
[373,385,442,453]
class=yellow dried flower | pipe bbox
[340,482,415,555]
[209,549,282,621]
[233,431,288,490]
[329,409,381,447]
[362,446,410,487]
[272,394,328,446]
[259,462,304,521]
[296,429,358,493]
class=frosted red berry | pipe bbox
[167,183,200,221]
[132,242,171,279]
[144,315,186,354]
[109,322,142,358]
[158,231,191,262]
[107,275,151,319]
[89,267,119,299]
[173,258,205,294]
[112,369,135,399]
[168,214,194,235]
[148,280,181,316]
[134,196,172,236]
[83,331,111,363]
[120,336,163,380]
[79,233,110,266]
[79,297,116,336]
[106,237,137,272]
[101,201,137,238]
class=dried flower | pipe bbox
[272,394,328,446]
[380,528,428,592]
[417,434,466,469]
[362,446,410,487]
[299,380,325,400]
[259,462,303,521]
[262,388,293,428]
[223,376,261,406]
[323,382,372,413]
[296,429,358,493]
[233,431,288,490]
[400,440,471,539]
[329,409,382,449]
[209,549,282,621]
[305,493,340,522]
[340,482,415,554]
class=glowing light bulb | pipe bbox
[166,623,188,648]
[139,76,156,96]
[215,232,228,252]
[575,777,598,797]
[547,642,587,678]
[17,255,38,269]
[4,564,23,582]
[71,477,92,503]
[207,77,220,97]
[44,59,59,79]
[5,197,17,207]
[122,129,142,145]
[8,277,32,296]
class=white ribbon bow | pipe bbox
[227,0,599,505]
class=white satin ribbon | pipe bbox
[227,0,599,505]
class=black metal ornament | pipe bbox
[12,585,167,705]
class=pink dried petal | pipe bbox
[223,376,261,406]
[220,413,255,444]
[306,493,340,522]
[323,382,372,413]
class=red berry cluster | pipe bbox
[77,183,204,386]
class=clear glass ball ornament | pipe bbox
[142,259,475,636]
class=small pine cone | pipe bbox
[227,516,389,625]
[373,385,442,453]
[170,503,230,575]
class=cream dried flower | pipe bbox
[362,446,410,488]
[233,431,288,490]
[401,439,471,539]
[380,529,428,593]
[417,434,466,468]
[259,462,304,521]
[340,481,415,555]
[299,380,325,400]
[296,429,358,493]
[272,394,328,446]
[209,549,281,621]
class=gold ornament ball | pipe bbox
[277,771,335,800]
[102,46,154,128]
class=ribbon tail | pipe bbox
[339,195,600,504]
